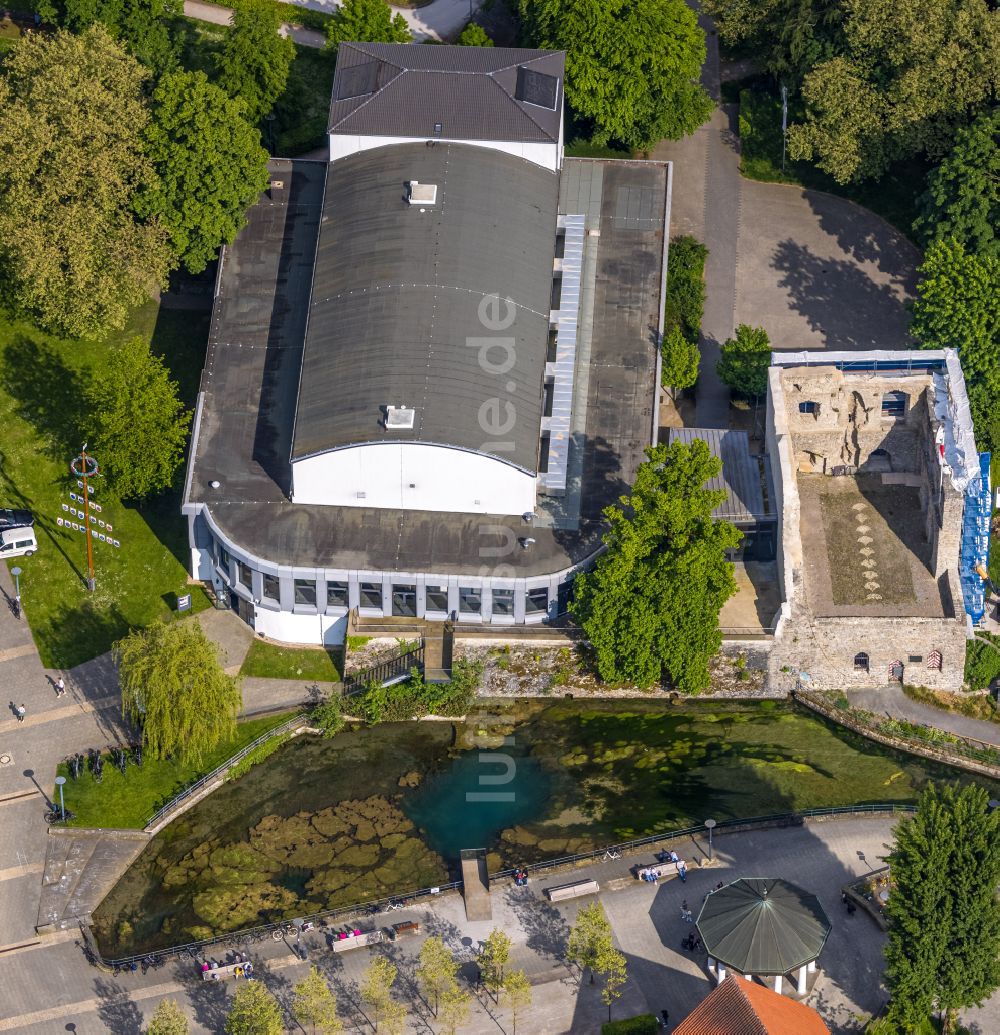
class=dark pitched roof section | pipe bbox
[291,142,559,472]
[328,42,564,144]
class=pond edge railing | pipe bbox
[94,802,914,969]
[143,712,307,831]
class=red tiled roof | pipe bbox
[674,975,830,1035]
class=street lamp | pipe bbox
[704,818,717,862]
[55,775,67,822]
[11,566,21,616]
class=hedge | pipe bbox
[665,235,707,344]
[601,1016,658,1035]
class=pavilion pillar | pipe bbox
[797,965,808,994]
[744,974,752,981]
[807,959,817,973]
[715,963,726,984]
[774,974,783,994]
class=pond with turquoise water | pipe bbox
[92,699,999,957]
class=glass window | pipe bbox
[459,587,482,614]
[392,585,417,617]
[238,562,253,591]
[294,579,316,607]
[219,546,231,571]
[798,401,818,414]
[425,585,449,613]
[882,391,907,417]
[853,651,870,672]
[326,580,348,608]
[492,588,515,616]
[360,581,383,609]
[526,587,549,614]
[262,574,279,601]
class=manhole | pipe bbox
[0,753,12,766]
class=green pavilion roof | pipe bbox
[696,877,832,976]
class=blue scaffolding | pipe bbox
[959,452,992,624]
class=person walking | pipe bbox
[55,677,66,697]
[15,703,25,723]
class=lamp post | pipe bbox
[11,566,21,616]
[705,818,717,862]
[55,775,66,822]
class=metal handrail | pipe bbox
[144,712,305,829]
[343,646,424,695]
[97,802,913,968]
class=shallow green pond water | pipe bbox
[93,700,998,957]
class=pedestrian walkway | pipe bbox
[182,0,326,48]
[849,685,1000,745]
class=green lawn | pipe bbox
[736,82,930,242]
[240,638,343,681]
[0,300,212,668]
[55,712,296,829]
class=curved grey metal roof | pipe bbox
[328,42,565,144]
[291,142,559,472]
[696,878,831,976]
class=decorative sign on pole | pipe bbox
[177,594,192,612]
[70,445,100,593]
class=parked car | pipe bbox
[0,526,37,557]
[0,507,33,530]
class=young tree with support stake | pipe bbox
[501,969,532,1034]
[416,935,460,1016]
[478,928,512,1000]
[884,783,1000,1033]
[146,999,189,1035]
[292,966,343,1034]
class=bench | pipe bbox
[201,961,251,982]
[388,921,421,940]
[546,879,600,902]
[331,929,383,953]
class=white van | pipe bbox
[0,527,36,557]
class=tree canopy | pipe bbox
[567,899,626,1018]
[116,619,242,763]
[787,0,1000,182]
[571,440,740,691]
[416,936,460,1016]
[915,107,1000,259]
[661,325,699,395]
[36,0,182,75]
[139,70,270,274]
[146,999,189,1035]
[910,238,1000,447]
[885,783,1000,1030]
[519,0,713,149]
[215,0,295,121]
[87,336,191,500]
[0,26,171,337]
[716,324,771,398]
[225,981,284,1035]
[457,22,493,46]
[292,966,343,1035]
[326,0,410,50]
[360,956,403,1033]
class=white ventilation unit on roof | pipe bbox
[406,181,438,206]
[386,405,415,429]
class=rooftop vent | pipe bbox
[386,405,415,430]
[406,181,438,206]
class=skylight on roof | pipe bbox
[515,67,559,110]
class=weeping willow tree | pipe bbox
[115,619,242,762]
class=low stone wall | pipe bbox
[794,692,1000,780]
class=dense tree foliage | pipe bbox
[292,967,344,1035]
[457,22,493,46]
[146,999,189,1035]
[417,936,461,1016]
[665,235,708,344]
[661,326,699,395]
[0,27,171,337]
[88,336,191,500]
[787,0,1000,182]
[519,0,713,149]
[885,783,1000,1030]
[717,324,771,398]
[911,238,1000,448]
[571,440,740,691]
[215,0,295,120]
[326,0,410,50]
[139,70,269,273]
[915,108,1000,259]
[116,620,242,763]
[225,981,284,1035]
[36,0,182,75]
